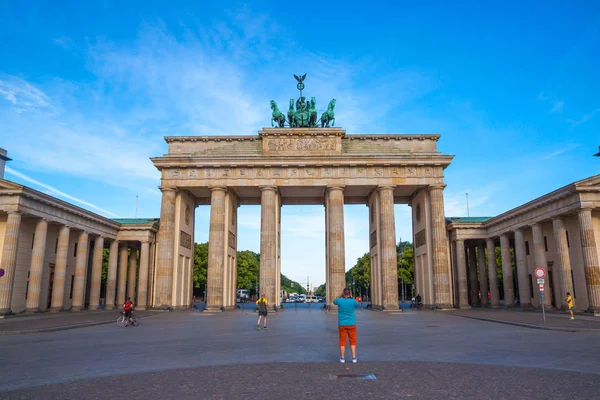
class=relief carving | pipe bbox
[407,167,417,177]
[356,167,366,176]
[172,169,181,178]
[267,137,336,152]
[180,231,192,250]
[415,229,426,248]
[187,169,198,178]
[222,168,231,177]
[425,167,432,177]
[391,167,400,176]
[239,168,247,177]
[374,167,384,176]
[290,168,298,177]
[228,231,237,249]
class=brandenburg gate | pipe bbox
[150,127,454,311]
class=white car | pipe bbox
[236,289,249,301]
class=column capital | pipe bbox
[326,185,345,192]
[159,186,177,193]
[514,226,525,233]
[376,185,396,192]
[428,184,447,191]
[6,210,21,216]
[455,238,465,244]
[499,232,511,239]
[259,186,278,193]
[209,186,227,193]
[579,207,594,213]
[551,216,564,222]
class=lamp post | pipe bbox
[594,146,600,157]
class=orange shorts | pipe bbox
[338,325,357,346]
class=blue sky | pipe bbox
[1,1,599,288]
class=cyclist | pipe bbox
[123,297,134,326]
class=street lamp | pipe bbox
[595,146,600,157]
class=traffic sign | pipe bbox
[0,268,4,277]
[537,278,545,284]
[539,285,545,292]
[534,268,546,279]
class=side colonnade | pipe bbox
[0,182,158,316]
[448,177,600,315]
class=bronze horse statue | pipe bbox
[308,97,318,127]
[288,99,295,127]
[320,98,336,127]
[270,100,286,128]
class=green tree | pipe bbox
[315,283,326,296]
[397,241,414,285]
[193,242,209,297]
[237,250,260,296]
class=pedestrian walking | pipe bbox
[333,288,359,363]
[565,292,575,320]
[256,293,268,330]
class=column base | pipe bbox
[71,306,83,312]
[586,307,600,316]
[104,304,115,311]
[432,303,455,310]
[49,307,64,313]
[24,307,41,313]
[88,305,99,311]
[490,303,501,308]
[0,308,13,316]
[135,306,147,311]
[458,304,471,310]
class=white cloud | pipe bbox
[550,100,564,113]
[5,166,118,217]
[0,77,56,115]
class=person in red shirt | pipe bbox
[123,297,134,326]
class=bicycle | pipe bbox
[117,310,140,327]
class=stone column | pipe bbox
[478,242,489,307]
[117,245,128,306]
[154,187,177,308]
[428,185,452,307]
[50,225,70,312]
[0,212,22,315]
[499,234,514,307]
[259,186,278,307]
[552,218,574,311]
[105,240,119,310]
[578,209,600,313]
[71,231,89,311]
[378,186,399,309]
[468,245,480,306]
[137,241,150,310]
[25,218,48,312]
[455,239,470,309]
[486,239,500,307]
[532,223,552,307]
[88,237,104,311]
[326,186,346,308]
[514,228,531,308]
[127,247,138,301]
[206,187,227,311]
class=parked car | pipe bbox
[236,289,249,301]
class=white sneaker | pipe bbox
[339,358,345,363]
[352,357,357,363]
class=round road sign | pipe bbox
[534,268,546,279]
[0,268,4,277]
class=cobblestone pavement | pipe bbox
[449,307,600,331]
[0,306,599,398]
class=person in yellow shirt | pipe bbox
[256,293,268,330]
[565,292,574,320]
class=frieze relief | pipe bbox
[265,137,336,152]
[165,166,443,180]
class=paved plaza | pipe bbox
[0,306,599,399]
